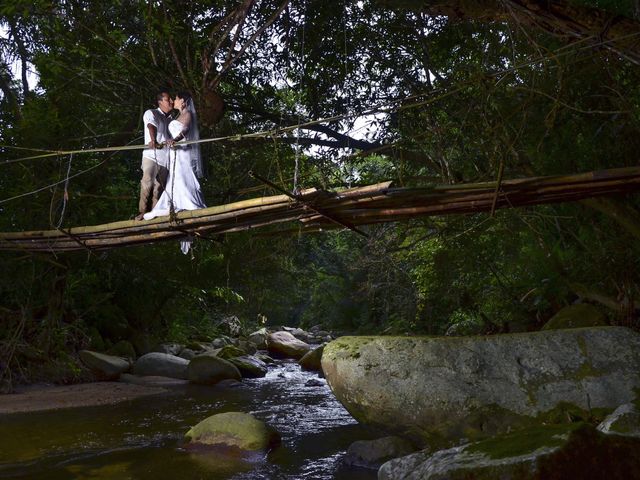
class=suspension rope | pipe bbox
[293,0,306,194]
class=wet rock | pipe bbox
[299,345,324,372]
[237,340,257,355]
[255,352,276,364]
[267,331,311,359]
[248,328,268,349]
[229,355,268,378]
[216,344,246,360]
[179,348,198,361]
[130,332,156,356]
[305,378,325,387]
[188,352,242,384]
[211,338,227,349]
[133,352,189,380]
[542,304,608,330]
[184,412,280,452]
[378,424,640,480]
[597,403,640,437]
[342,436,414,469]
[79,350,130,380]
[322,328,640,442]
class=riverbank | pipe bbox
[0,381,172,414]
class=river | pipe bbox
[0,360,379,479]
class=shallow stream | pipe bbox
[0,360,379,479]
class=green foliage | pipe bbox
[2,0,640,386]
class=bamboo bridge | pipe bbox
[1,166,639,253]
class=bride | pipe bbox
[143,91,206,253]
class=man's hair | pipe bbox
[156,90,170,103]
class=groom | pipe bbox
[135,90,174,220]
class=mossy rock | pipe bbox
[228,355,268,378]
[379,424,640,479]
[542,304,607,331]
[184,412,280,452]
[216,344,246,360]
[298,345,324,372]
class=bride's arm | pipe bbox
[172,112,192,142]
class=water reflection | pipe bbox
[0,360,379,479]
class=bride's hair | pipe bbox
[177,91,193,110]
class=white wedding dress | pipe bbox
[143,119,206,253]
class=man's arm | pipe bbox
[147,123,158,149]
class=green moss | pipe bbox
[467,423,582,460]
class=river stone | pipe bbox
[298,345,324,372]
[153,343,183,356]
[342,436,415,469]
[79,350,130,380]
[542,304,608,330]
[378,424,640,480]
[229,355,268,378]
[267,331,310,359]
[248,328,268,349]
[133,352,189,379]
[216,344,246,360]
[184,412,280,451]
[188,353,241,384]
[597,403,640,437]
[179,348,198,361]
[322,327,640,443]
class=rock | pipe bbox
[185,341,208,351]
[342,436,414,469]
[79,350,130,380]
[305,378,325,387]
[211,338,227,349]
[248,328,268,349]
[119,373,189,388]
[298,345,324,372]
[378,424,640,479]
[229,355,268,378]
[188,353,242,384]
[133,352,189,379]
[542,303,608,330]
[237,340,257,355]
[87,327,105,352]
[322,328,640,443]
[179,348,198,361]
[283,327,311,342]
[255,352,276,364]
[217,344,246,360]
[107,340,137,360]
[267,331,311,359]
[597,403,640,437]
[184,412,280,452]
[153,343,183,356]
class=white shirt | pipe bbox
[142,108,171,167]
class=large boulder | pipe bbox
[298,345,324,372]
[342,436,414,469]
[79,350,130,380]
[378,424,640,480]
[267,331,310,359]
[542,304,608,330]
[133,352,189,379]
[322,327,640,443]
[188,353,242,384]
[228,355,268,378]
[184,411,280,452]
[248,328,268,349]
